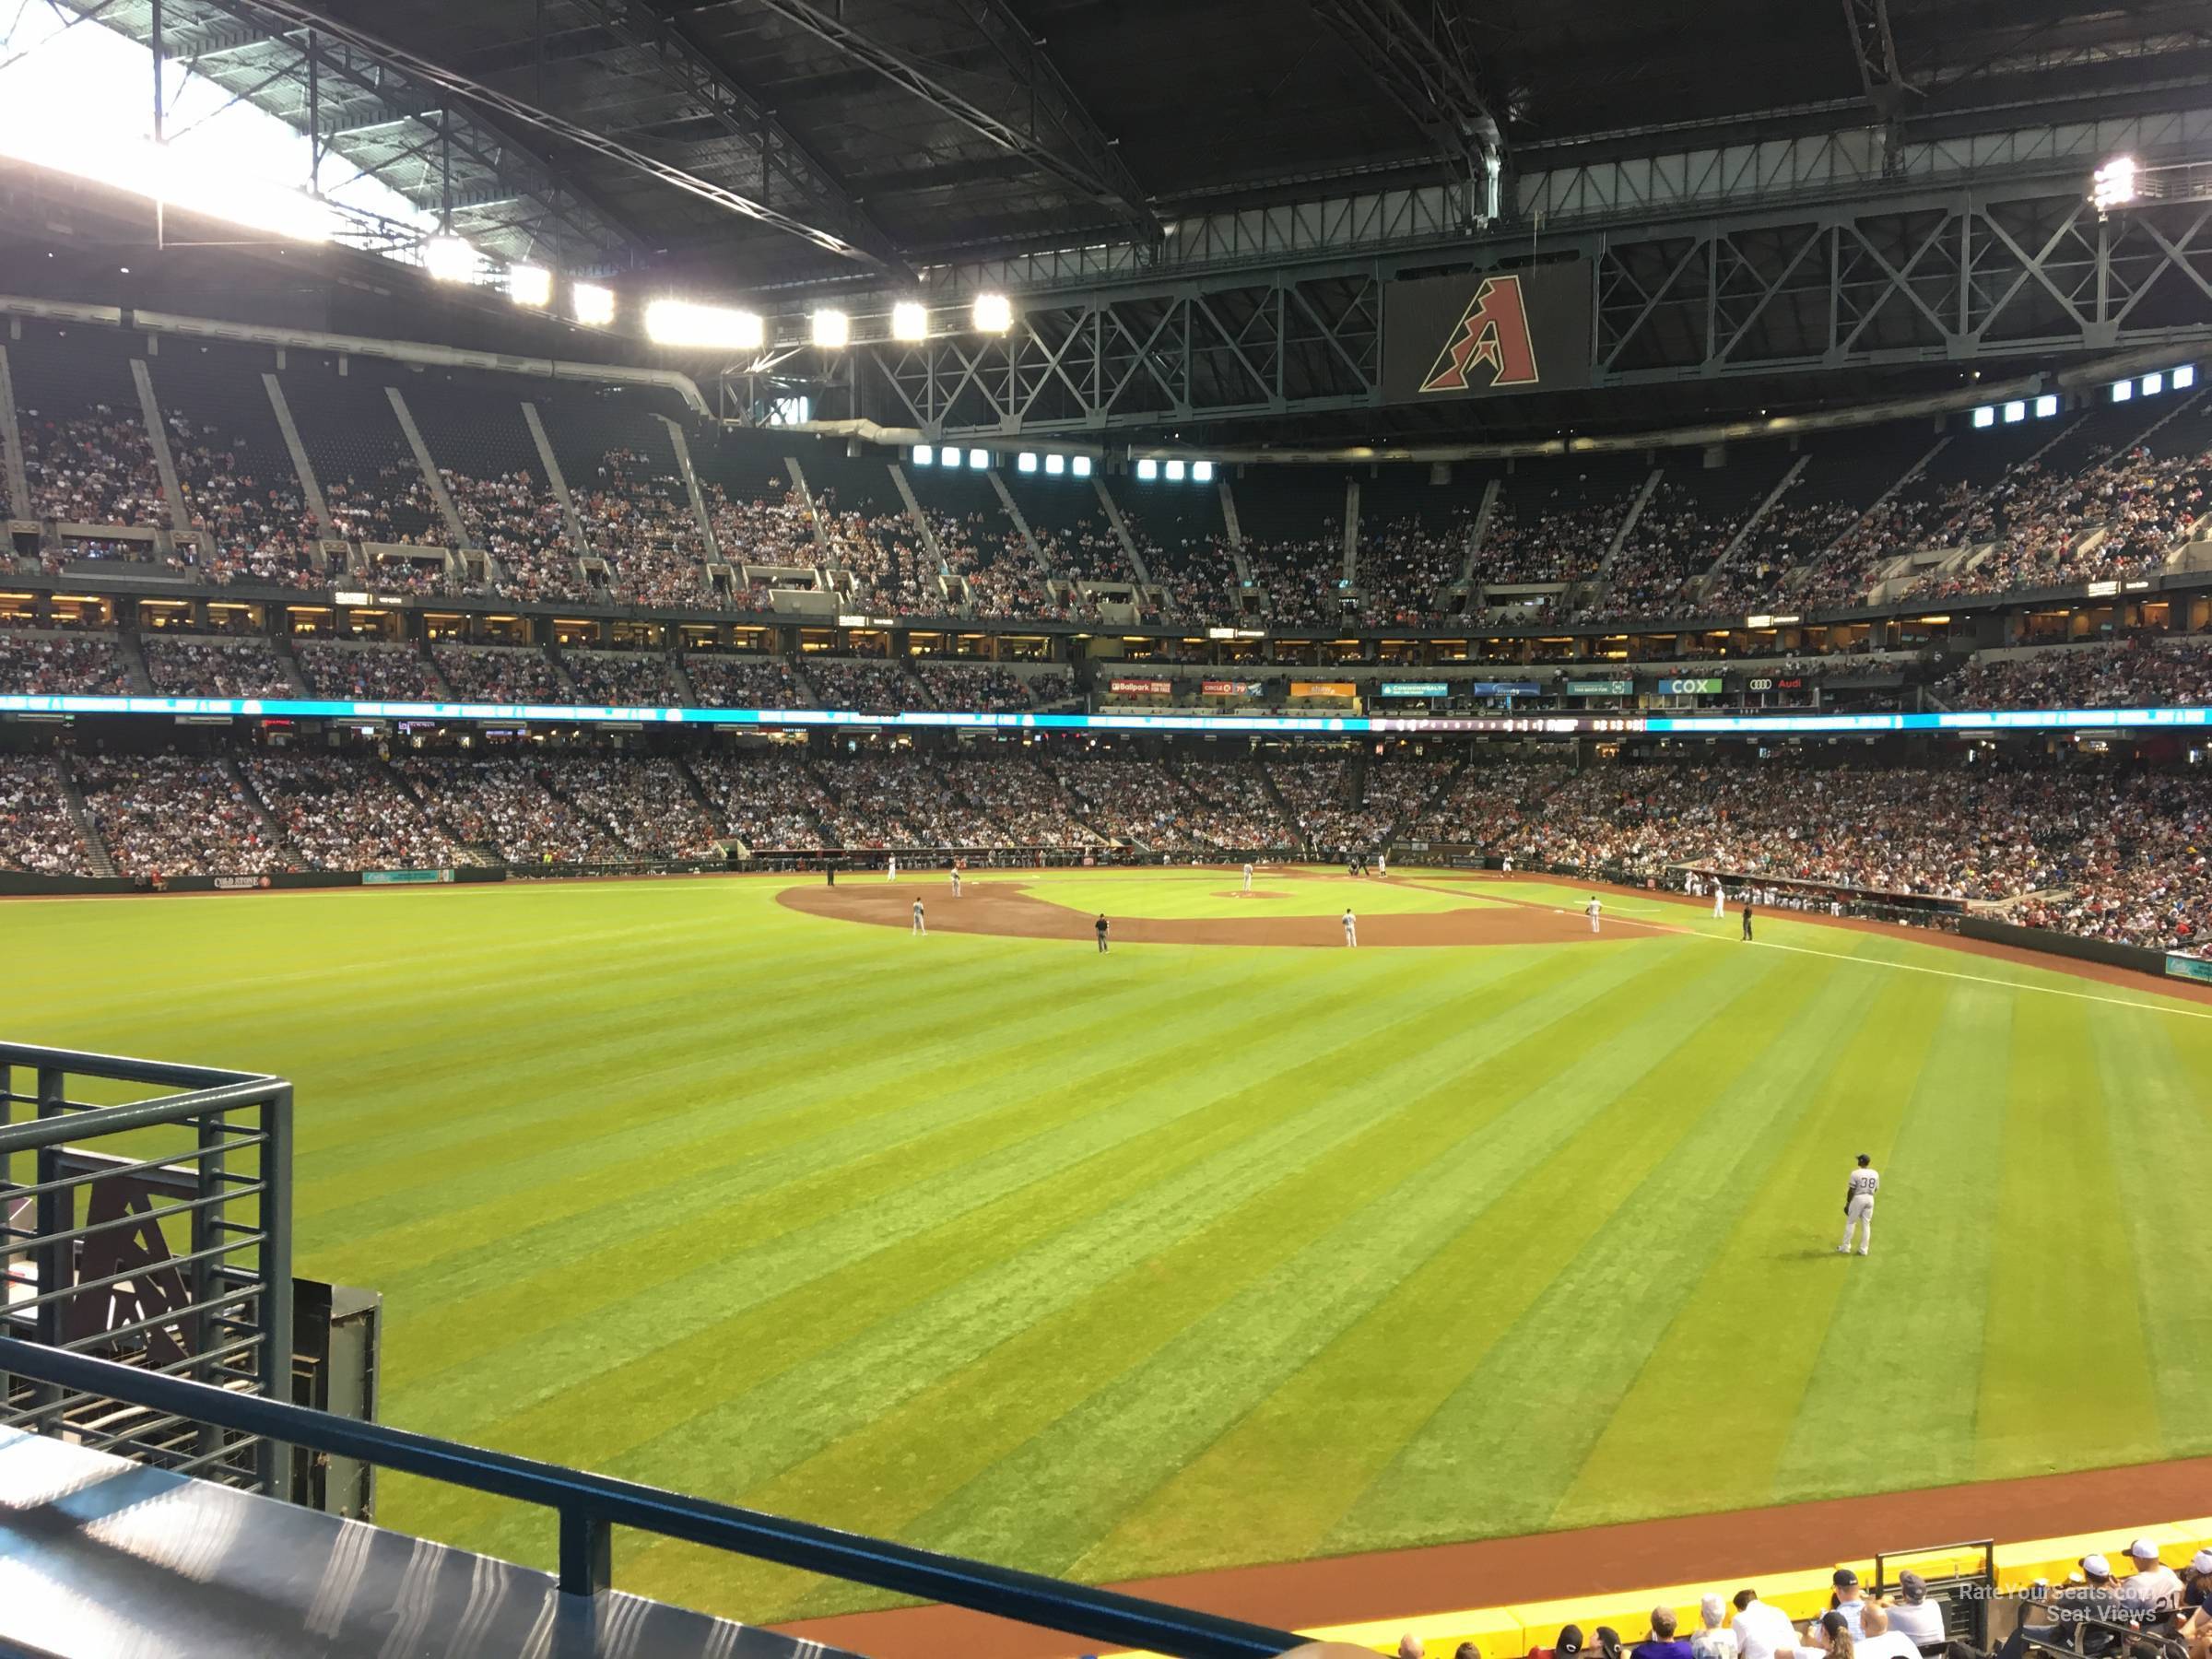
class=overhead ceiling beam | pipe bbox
[1840,0,1915,119]
[559,0,910,277]
[1311,0,1502,196]
[187,0,905,269]
[738,0,1161,239]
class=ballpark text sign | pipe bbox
[1382,261,1593,403]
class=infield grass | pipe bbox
[11,867,2212,1622]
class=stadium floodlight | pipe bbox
[1164,459,1186,481]
[967,448,989,470]
[971,292,1014,334]
[912,443,934,466]
[891,300,930,342]
[2112,379,2135,402]
[2034,394,2060,418]
[421,234,481,284]
[1135,458,1159,481]
[1045,453,1066,476]
[506,265,552,308]
[938,444,962,466]
[1971,406,1995,429]
[1072,455,1092,477]
[2092,155,2138,215]
[1018,452,1039,473]
[1193,460,1215,483]
[2178,365,2199,390]
[2142,371,2164,395]
[811,308,850,348]
[644,300,764,350]
[2002,400,2027,423]
[571,282,617,327]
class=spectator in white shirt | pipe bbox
[1733,1590,1801,1659]
[1830,1571,1869,1640]
[1854,1603,1924,1659]
[1884,1574,1947,1648]
[2121,1540,2183,1615]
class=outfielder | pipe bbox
[911,898,926,935]
[1839,1154,1879,1254]
[1585,894,1602,934]
[1341,907,1358,947]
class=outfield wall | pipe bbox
[1291,1514,2212,1659]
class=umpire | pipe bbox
[1741,898,1754,941]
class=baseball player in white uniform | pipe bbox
[887,855,898,881]
[1242,861,1253,893]
[1585,894,1602,933]
[1713,882,1726,920]
[1500,856,1512,879]
[1377,852,1387,877]
[950,865,962,897]
[1839,1154,1879,1254]
[1341,908,1358,947]
[911,898,926,935]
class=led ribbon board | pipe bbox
[2,696,2207,736]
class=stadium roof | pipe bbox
[49,0,2212,290]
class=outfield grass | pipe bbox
[12,869,2212,1622]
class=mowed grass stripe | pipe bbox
[2099,1006,2212,1456]
[824,945,1771,1604]
[1768,983,2012,1498]
[402,946,1608,1574]
[1974,995,2159,1477]
[1545,968,1941,1524]
[307,934,1255,1270]
[1067,948,1860,1583]
[684,941,1732,1617]
[1314,949,1848,1555]
[381,949,1493,1410]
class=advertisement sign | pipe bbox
[1466,681,1542,697]
[1201,679,1264,698]
[1565,679,1634,696]
[1380,682,1450,698]
[1109,677,1173,696]
[1291,681,1358,699]
[363,868,456,886]
[1659,677,1724,695]
[2168,954,2212,985]
[1382,260,1594,402]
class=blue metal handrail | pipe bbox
[0,1337,1300,1659]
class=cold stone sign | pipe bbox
[1382,260,1594,403]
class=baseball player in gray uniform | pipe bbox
[1839,1154,1879,1254]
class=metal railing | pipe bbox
[0,1041,292,1493]
[0,1336,1300,1659]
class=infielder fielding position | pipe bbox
[1839,1153,1879,1254]
[1341,908,1358,947]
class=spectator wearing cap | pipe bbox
[1998,1556,2124,1659]
[1549,1626,1587,1659]
[2183,1550,2212,1613]
[2124,1541,2184,1616]
[1595,1630,1625,1659]
[1854,1601,1923,1659]
[1832,1571,1869,1640]
[1734,1589,1801,1659]
[1886,1573,1946,1648]
[1634,1607,1697,1659]
[1813,1612,1855,1659]
[1693,1596,1741,1659]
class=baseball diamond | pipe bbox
[12,866,2212,1634]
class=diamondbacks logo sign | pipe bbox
[1420,276,1541,394]
[1382,259,1593,403]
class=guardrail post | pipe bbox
[191,1111,226,1467]
[254,1082,294,1496]
[31,1066,67,1433]
[559,1507,611,1597]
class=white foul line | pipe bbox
[1578,906,2212,1022]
